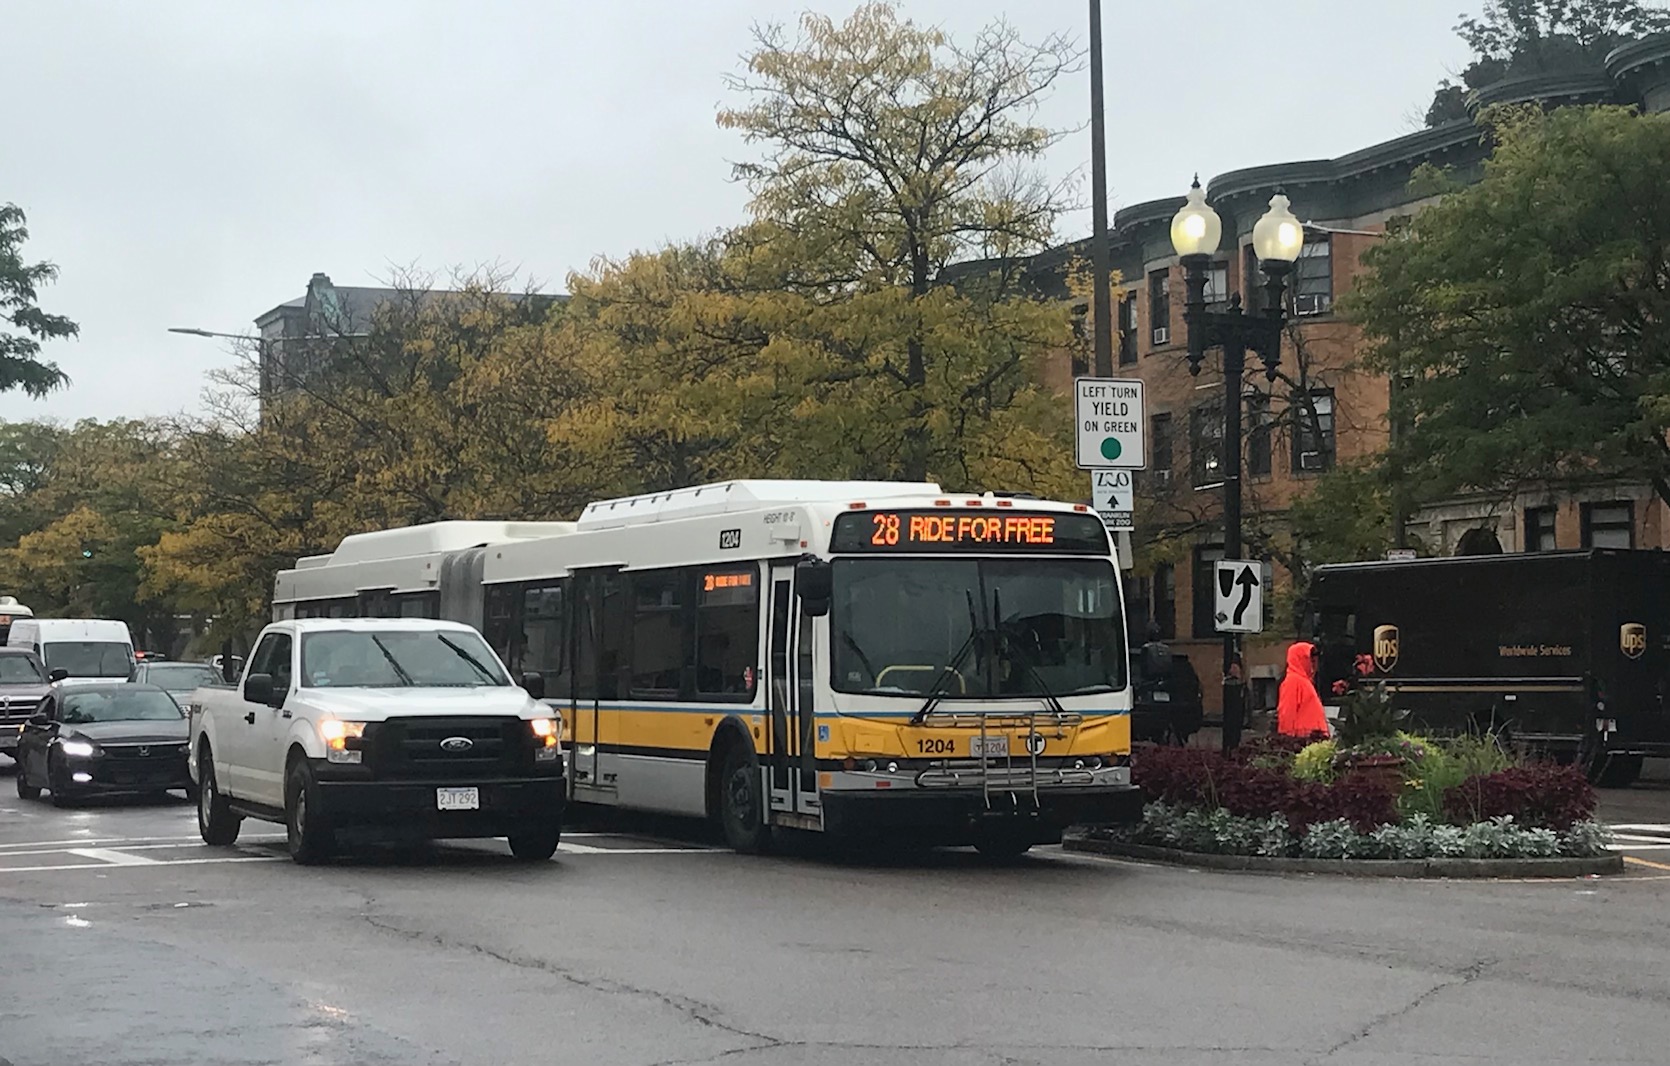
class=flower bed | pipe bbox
[1096,736,1614,863]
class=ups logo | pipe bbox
[1621,622,1647,660]
[1373,625,1400,672]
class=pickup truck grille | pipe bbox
[366,717,531,781]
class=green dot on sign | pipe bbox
[1100,437,1122,461]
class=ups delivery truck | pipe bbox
[1309,550,1670,787]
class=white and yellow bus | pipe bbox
[273,480,1140,856]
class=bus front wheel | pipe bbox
[718,742,771,855]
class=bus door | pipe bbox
[767,563,820,819]
[570,567,624,800]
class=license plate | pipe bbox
[971,735,1010,759]
[436,786,479,811]
[1153,692,1171,702]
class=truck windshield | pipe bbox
[829,558,1126,698]
[299,630,510,688]
[45,642,132,678]
[0,655,44,683]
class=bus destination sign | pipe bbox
[830,510,1110,554]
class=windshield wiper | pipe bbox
[912,590,987,725]
[436,634,499,685]
[369,636,415,686]
[838,627,879,685]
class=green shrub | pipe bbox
[1292,740,1339,783]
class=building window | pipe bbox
[1192,545,1224,639]
[1292,389,1335,473]
[1150,413,1173,485]
[1148,269,1171,348]
[1293,235,1333,315]
[1581,502,1634,549]
[1117,294,1138,365]
[1204,261,1229,312]
[1153,563,1176,640]
[1246,391,1272,477]
[1190,403,1223,487]
[1524,507,1557,552]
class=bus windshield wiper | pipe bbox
[912,590,987,724]
[369,636,415,686]
[838,627,880,685]
[436,634,499,684]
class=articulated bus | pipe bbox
[273,480,1140,856]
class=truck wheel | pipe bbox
[284,761,335,865]
[508,823,562,861]
[48,753,77,808]
[15,760,40,800]
[197,755,242,846]
[973,826,1034,861]
[718,742,771,855]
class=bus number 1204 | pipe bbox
[917,737,955,755]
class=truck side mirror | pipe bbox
[794,556,833,618]
[48,668,68,683]
[243,672,274,706]
[521,672,546,701]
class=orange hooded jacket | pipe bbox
[1276,641,1329,738]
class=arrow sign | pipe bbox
[1214,560,1265,634]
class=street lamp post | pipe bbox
[1169,181,1304,751]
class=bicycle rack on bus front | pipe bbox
[912,707,1089,808]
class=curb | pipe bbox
[1063,837,1626,878]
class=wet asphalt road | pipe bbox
[2,762,1670,1066]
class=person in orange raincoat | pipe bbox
[1276,641,1330,739]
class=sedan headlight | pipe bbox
[59,739,97,758]
[531,717,561,761]
[318,720,366,764]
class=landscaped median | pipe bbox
[1064,734,1622,878]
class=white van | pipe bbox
[7,619,136,683]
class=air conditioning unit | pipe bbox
[1298,451,1326,471]
[1293,293,1333,316]
[1151,326,1170,346]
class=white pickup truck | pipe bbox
[188,618,565,864]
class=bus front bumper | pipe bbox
[819,782,1143,843]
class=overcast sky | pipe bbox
[1,0,1471,423]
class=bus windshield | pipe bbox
[829,558,1126,698]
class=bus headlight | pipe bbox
[318,720,365,764]
[531,717,561,761]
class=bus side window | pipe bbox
[523,583,570,696]
[630,569,688,699]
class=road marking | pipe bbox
[0,855,282,874]
[64,848,162,866]
[1608,823,1670,833]
[1623,855,1670,872]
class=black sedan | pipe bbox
[14,684,191,806]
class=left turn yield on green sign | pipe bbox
[1075,378,1145,469]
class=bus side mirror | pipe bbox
[795,557,833,617]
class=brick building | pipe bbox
[1008,38,1670,713]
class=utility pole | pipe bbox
[1088,0,1114,378]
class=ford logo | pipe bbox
[439,736,474,753]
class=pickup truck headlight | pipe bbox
[531,717,561,761]
[59,739,98,758]
[319,720,366,764]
